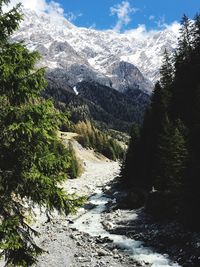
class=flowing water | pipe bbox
[73,188,181,267]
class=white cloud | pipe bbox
[124,21,180,40]
[156,15,167,29]
[110,1,138,32]
[66,11,82,22]
[6,0,47,12]
[165,21,180,35]
[45,1,65,16]
[124,24,157,40]
[5,0,80,22]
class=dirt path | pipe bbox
[64,141,120,195]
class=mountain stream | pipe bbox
[72,188,181,267]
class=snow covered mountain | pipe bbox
[13,9,179,94]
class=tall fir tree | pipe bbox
[172,15,196,126]
[155,117,188,192]
[175,14,193,66]
[0,1,84,265]
[121,124,141,186]
[192,13,200,52]
[160,49,174,90]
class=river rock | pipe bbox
[97,249,111,256]
[77,256,92,263]
[102,221,114,230]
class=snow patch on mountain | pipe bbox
[73,86,79,95]
[13,9,179,93]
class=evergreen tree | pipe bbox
[160,49,174,90]
[192,13,200,52]
[141,54,174,189]
[175,14,193,65]
[172,16,196,125]
[155,117,188,191]
[150,82,168,131]
[0,2,84,265]
[140,81,171,190]
[121,124,140,185]
[121,109,156,191]
[122,12,200,228]
[182,15,200,227]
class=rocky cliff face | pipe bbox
[108,61,152,93]
[12,9,179,94]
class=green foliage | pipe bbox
[160,49,174,90]
[67,142,84,179]
[0,1,23,42]
[175,14,193,65]
[155,117,189,191]
[45,81,150,133]
[75,120,124,160]
[0,2,85,265]
[122,13,200,228]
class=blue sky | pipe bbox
[9,0,200,32]
[56,0,200,31]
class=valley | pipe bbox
[33,138,180,267]
[0,2,199,266]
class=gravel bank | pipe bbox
[34,143,137,267]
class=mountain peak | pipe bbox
[21,8,76,31]
[13,9,178,93]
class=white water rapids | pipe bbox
[73,188,181,267]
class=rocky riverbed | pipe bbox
[34,143,138,267]
[102,183,200,267]
[0,140,189,267]
[35,141,182,267]
[103,207,200,267]
[35,216,137,267]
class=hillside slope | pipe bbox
[45,81,150,132]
